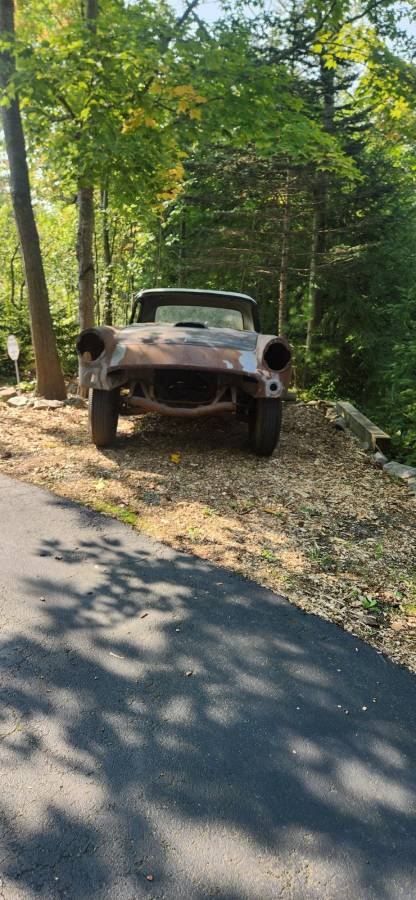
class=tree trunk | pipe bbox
[100,187,113,325]
[76,0,98,395]
[156,219,163,286]
[0,0,66,399]
[304,172,328,386]
[305,200,319,358]
[278,171,291,336]
[9,245,19,308]
[93,221,101,324]
[305,55,334,362]
[82,0,98,25]
[76,186,95,331]
[177,215,186,287]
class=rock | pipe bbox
[362,614,379,627]
[66,396,87,408]
[332,416,347,431]
[7,395,28,408]
[383,461,416,481]
[373,451,388,467]
[317,399,333,411]
[67,382,78,394]
[325,408,338,420]
[33,399,65,410]
[0,387,17,402]
[407,479,416,494]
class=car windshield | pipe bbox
[154,304,245,331]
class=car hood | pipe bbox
[77,321,292,396]
[118,324,259,352]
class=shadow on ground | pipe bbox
[0,485,415,899]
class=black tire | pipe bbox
[89,388,120,447]
[249,398,282,456]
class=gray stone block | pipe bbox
[0,387,17,402]
[7,395,28,407]
[33,399,65,410]
[373,451,388,467]
[66,396,87,408]
[383,461,416,481]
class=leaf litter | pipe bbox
[0,399,415,671]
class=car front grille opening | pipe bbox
[154,369,218,406]
[133,382,145,397]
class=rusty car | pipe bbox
[76,288,292,455]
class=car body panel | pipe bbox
[77,289,292,417]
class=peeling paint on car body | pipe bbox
[77,289,292,418]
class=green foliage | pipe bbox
[91,499,138,526]
[0,0,415,462]
[360,594,381,614]
[0,186,77,377]
[52,313,79,375]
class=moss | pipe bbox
[401,603,416,616]
[91,500,138,527]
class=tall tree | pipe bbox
[16,0,204,337]
[0,0,66,399]
[100,184,113,325]
[278,170,292,335]
[77,0,98,334]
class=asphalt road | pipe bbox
[0,473,415,900]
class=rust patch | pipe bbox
[76,291,292,435]
[77,324,292,402]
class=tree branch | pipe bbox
[141,0,200,96]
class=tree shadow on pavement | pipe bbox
[0,493,415,899]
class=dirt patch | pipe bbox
[1,398,415,671]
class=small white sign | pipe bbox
[7,334,20,362]
[7,335,21,391]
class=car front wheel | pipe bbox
[89,388,120,447]
[249,398,282,456]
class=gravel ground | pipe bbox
[0,397,415,671]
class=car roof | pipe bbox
[138,287,258,307]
